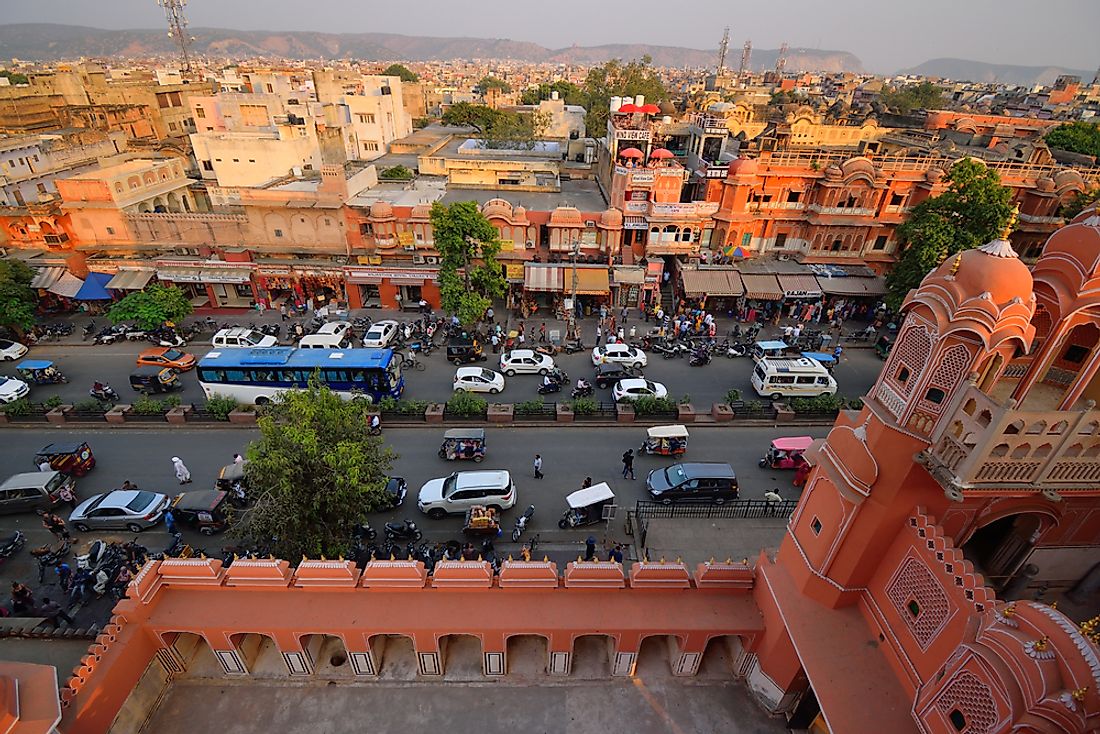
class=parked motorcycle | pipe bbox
[0,530,26,561]
[82,321,96,341]
[562,338,585,355]
[384,519,423,542]
[689,350,712,367]
[511,504,535,542]
[93,325,123,345]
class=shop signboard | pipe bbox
[505,263,525,281]
[615,129,651,141]
[397,231,415,246]
[629,171,655,185]
[582,229,598,246]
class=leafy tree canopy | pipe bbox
[1059,186,1100,219]
[0,260,37,335]
[430,201,506,326]
[0,70,28,85]
[107,283,193,329]
[1045,121,1100,158]
[475,76,512,95]
[440,102,548,149]
[880,81,943,115]
[232,382,395,559]
[378,164,414,180]
[380,63,418,83]
[582,56,667,134]
[520,80,584,106]
[885,158,1014,311]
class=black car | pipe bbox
[383,477,408,508]
[646,462,738,505]
[594,363,639,389]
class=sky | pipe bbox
[5,0,1099,73]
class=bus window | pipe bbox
[253,370,276,383]
[796,376,816,385]
[773,375,795,385]
[753,365,766,381]
[322,369,348,383]
[350,369,367,383]
[226,370,250,382]
[199,368,225,382]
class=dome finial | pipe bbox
[999,205,1019,241]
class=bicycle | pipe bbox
[401,353,426,372]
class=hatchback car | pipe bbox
[646,462,739,505]
[0,339,28,361]
[592,343,647,369]
[594,363,639,389]
[613,378,668,402]
[69,489,171,532]
[417,470,516,519]
[453,366,505,394]
[362,320,398,347]
[137,347,196,371]
[499,349,554,376]
[0,376,30,404]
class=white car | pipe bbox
[592,343,648,369]
[0,339,28,361]
[0,376,30,403]
[318,321,354,341]
[453,367,505,394]
[417,470,517,519]
[499,349,555,376]
[613,378,668,402]
[362,320,398,348]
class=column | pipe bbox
[611,634,638,677]
[345,634,379,677]
[548,634,572,676]
[671,633,708,677]
[413,633,442,677]
[482,632,506,676]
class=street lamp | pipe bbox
[569,239,580,340]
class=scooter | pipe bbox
[689,350,712,367]
[511,505,535,542]
[90,382,120,402]
[384,519,423,542]
[570,383,594,398]
[722,342,748,358]
[0,530,26,561]
[93,326,123,345]
[82,321,96,341]
[537,379,563,395]
[352,522,377,542]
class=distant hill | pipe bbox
[898,57,1094,86]
[0,23,862,72]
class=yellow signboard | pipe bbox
[506,263,525,280]
[397,231,415,246]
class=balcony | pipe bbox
[43,232,69,245]
[1017,213,1064,225]
[807,204,876,217]
[922,383,1100,493]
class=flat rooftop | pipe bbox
[347,178,449,208]
[67,158,166,180]
[440,179,607,213]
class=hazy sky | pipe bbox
[6,0,1099,72]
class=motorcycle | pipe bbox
[82,321,96,341]
[722,342,748,358]
[562,338,585,355]
[537,378,563,395]
[689,350,712,367]
[0,530,26,561]
[90,382,120,402]
[384,519,423,542]
[511,504,535,542]
[93,326,123,345]
[352,522,377,542]
[124,326,149,341]
[570,382,594,399]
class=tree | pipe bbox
[885,158,1015,311]
[582,56,667,134]
[107,283,193,329]
[475,76,512,95]
[378,165,414,180]
[0,70,28,86]
[1045,121,1100,158]
[0,260,37,336]
[441,103,547,149]
[1060,186,1100,219]
[520,80,584,106]
[380,63,418,83]
[430,201,506,326]
[232,382,395,559]
[880,81,943,115]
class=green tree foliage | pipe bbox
[769,90,793,107]
[107,283,193,329]
[380,63,418,83]
[880,81,943,115]
[582,56,667,134]
[0,70,28,85]
[440,103,547,149]
[378,165,414,180]
[0,260,37,335]
[1045,121,1100,158]
[430,201,506,326]
[232,381,396,559]
[1060,186,1100,219]
[519,80,584,106]
[885,159,1014,311]
[475,76,512,95]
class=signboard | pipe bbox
[505,263,525,280]
[397,231,414,246]
[345,267,439,280]
[705,166,729,179]
[649,202,721,217]
[623,219,648,231]
[499,238,513,251]
[581,229,598,246]
[784,290,821,299]
[615,129,651,141]
[624,202,647,213]
[628,171,655,185]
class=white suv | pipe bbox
[417,470,517,519]
[592,343,647,368]
[499,349,554,376]
[212,328,278,349]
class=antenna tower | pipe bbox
[157,0,195,72]
[1093,65,1100,86]
[739,39,752,77]
[716,27,730,74]
[776,42,789,74]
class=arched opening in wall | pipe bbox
[697,635,739,679]
[164,632,220,678]
[506,634,548,676]
[439,633,484,680]
[962,512,1046,591]
[138,202,152,213]
[181,196,192,212]
[571,634,614,678]
[977,353,1004,393]
[300,633,351,678]
[1035,322,1100,409]
[153,196,168,214]
[369,634,418,681]
[228,632,284,678]
[166,192,182,213]
[635,635,681,677]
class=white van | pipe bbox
[751,358,837,400]
[212,328,278,349]
[298,322,356,350]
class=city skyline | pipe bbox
[2,0,1098,74]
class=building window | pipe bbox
[265,83,273,93]
[1063,345,1089,364]
[273,229,283,238]
[196,107,206,119]
[232,158,240,163]
[36,183,47,194]
[831,239,842,252]
[360,222,373,236]
[948,710,966,732]
[248,159,256,163]
[202,161,214,171]
[106,227,115,235]
[872,235,888,250]
[741,232,751,247]
[362,141,380,152]
[925,388,946,405]
[169,121,178,131]
[896,366,910,383]
[787,191,801,203]
[774,233,788,249]
[357,113,376,124]
[810,517,822,535]
[890,192,905,206]
[907,600,921,618]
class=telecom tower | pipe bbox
[716,27,730,75]
[775,42,789,75]
[157,0,195,72]
[739,39,752,77]
[1092,65,1100,86]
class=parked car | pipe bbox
[594,363,639,389]
[0,339,28,361]
[499,349,555,376]
[136,347,196,371]
[212,328,277,349]
[69,489,171,533]
[612,378,668,402]
[592,343,647,369]
[362,320,398,348]
[417,470,516,519]
[0,470,70,515]
[453,366,505,394]
[646,462,739,505]
[0,376,30,403]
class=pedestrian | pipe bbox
[55,562,73,592]
[617,327,624,342]
[40,510,70,541]
[764,488,784,516]
[233,452,245,465]
[121,480,138,491]
[621,449,635,480]
[69,568,93,607]
[533,454,544,480]
[10,582,33,614]
[490,332,500,353]
[279,303,288,321]
[171,456,192,485]
[595,324,602,344]
[517,329,525,346]
[164,509,178,535]
[620,306,628,323]
[584,536,597,562]
[582,477,593,488]
[38,597,74,628]
[57,482,77,511]
[608,544,624,564]
[599,304,607,321]
[538,323,547,344]
[486,307,494,324]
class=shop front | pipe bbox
[776,274,824,322]
[612,266,646,309]
[521,264,564,318]
[345,266,441,311]
[104,268,155,294]
[155,261,257,309]
[254,264,299,310]
[154,263,208,307]
[571,266,611,317]
[680,267,744,316]
[294,266,348,311]
[738,273,784,324]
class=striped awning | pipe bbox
[105,269,155,290]
[574,268,610,295]
[30,267,65,289]
[740,273,784,301]
[47,271,84,299]
[524,265,564,292]
[681,268,744,297]
[776,274,823,299]
[199,268,252,284]
[818,275,886,297]
[157,266,204,283]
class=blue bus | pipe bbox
[197,347,404,405]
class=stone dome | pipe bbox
[925,167,945,184]
[1031,215,1100,311]
[410,203,432,219]
[1035,176,1056,194]
[823,164,843,181]
[369,200,393,219]
[482,198,513,220]
[512,205,528,221]
[922,239,1034,308]
[549,206,584,226]
[728,157,759,177]
[600,207,623,227]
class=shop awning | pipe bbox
[817,275,886,297]
[681,268,744,297]
[105,269,155,290]
[47,272,84,299]
[30,267,65,290]
[739,273,784,301]
[573,268,610,295]
[157,266,204,283]
[776,274,823,299]
[524,265,564,292]
[199,268,252,284]
[74,271,114,300]
[613,266,645,285]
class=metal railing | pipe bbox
[633,499,798,546]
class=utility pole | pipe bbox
[569,239,580,341]
[739,39,752,78]
[716,27,730,75]
[157,0,195,73]
[776,42,789,75]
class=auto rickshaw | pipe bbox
[438,428,486,462]
[558,482,616,529]
[16,360,68,385]
[215,461,249,507]
[875,334,894,360]
[640,424,689,457]
[170,490,233,536]
[463,505,502,538]
[447,337,487,365]
[758,436,814,470]
[34,442,96,477]
[129,365,182,394]
[801,351,837,371]
[751,340,789,362]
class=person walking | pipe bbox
[164,509,179,535]
[171,457,191,485]
[40,510,70,541]
[279,303,288,321]
[490,332,500,354]
[595,324,603,345]
[55,562,73,592]
[608,544,624,564]
[538,323,547,344]
[584,536,597,562]
[582,477,593,488]
[620,306,628,324]
[533,454,544,480]
[10,582,34,615]
[764,488,784,516]
[38,597,74,628]
[57,482,77,511]
[621,449,635,480]
[485,307,494,325]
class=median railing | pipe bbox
[632,499,798,546]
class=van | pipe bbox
[298,333,355,349]
[646,462,738,505]
[417,470,517,519]
[212,328,277,349]
[0,470,72,515]
[751,357,838,400]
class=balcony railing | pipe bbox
[808,204,876,216]
[1018,213,1064,225]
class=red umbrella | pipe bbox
[618,147,644,158]
[640,103,661,114]
[617,103,641,113]
[649,148,674,159]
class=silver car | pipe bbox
[69,489,170,533]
